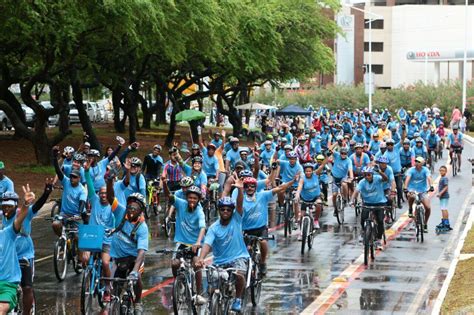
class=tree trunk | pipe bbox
[70,70,101,151]
[228,109,242,136]
[165,106,177,147]
[112,87,126,133]
[154,82,167,125]
[33,127,52,165]
[50,82,70,135]
[140,97,151,129]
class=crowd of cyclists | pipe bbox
[0,105,467,314]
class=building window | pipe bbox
[364,42,384,52]
[373,0,387,5]
[365,64,384,74]
[364,19,384,29]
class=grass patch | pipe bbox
[16,164,55,175]
[442,258,474,314]
[461,228,474,254]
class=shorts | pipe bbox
[243,226,268,238]
[411,192,428,201]
[301,196,322,210]
[102,244,111,254]
[0,281,18,312]
[19,259,34,288]
[219,257,249,274]
[331,177,345,193]
[113,256,144,278]
[440,198,449,209]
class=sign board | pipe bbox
[406,50,474,61]
[336,14,355,85]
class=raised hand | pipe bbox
[22,184,36,205]
[52,146,60,158]
[45,178,54,193]
[124,157,131,171]
[83,158,92,171]
[116,136,125,146]
[232,177,244,189]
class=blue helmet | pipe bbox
[288,151,298,159]
[376,156,389,164]
[218,197,235,209]
[238,170,253,178]
[362,166,374,174]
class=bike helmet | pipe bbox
[284,144,293,150]
[229,137,239,143]
[153,144,162,151]
[303,162,315,169]
[336,135,343,141]
[73,153,86,162]
[266,134,273,140]
[191,144,200,150]
[288,151,298,159]
[356,128,363,133]
[180,176,194,188]
[386,139,395,144]
[239,148,249,155]
[63,146,75,154]
[169,146,178,154]
[127,193,146,210]
[316,154,325,161]
[214,131,221,137]
[2,191,19,202]
[88,149,100,157]
[349,140,356,146]
[218,197,235,209]
[239,170,253,178]
[376,156,389,164]
[207,143,216,150]
[355,143,363,149]
[362,166,374,174]
[234,161,246,170]
[243,177,257,186]
[415,156,425,164]
[192,156,203,164]
[415,137,423,143]
[403,139,410,144]
[264,140,272,146]
[280,138,288,143]
[379,142,387,149]
[298,136,305,142]
[414,132,420,137]
[130,157,142,166]
[340,147,349,154]
[186,185,202,198]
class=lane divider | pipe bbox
[301,173,443,315]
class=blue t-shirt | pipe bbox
[202,148,219,177]
[427,134,440,148]
[0,176,14,197]
[2,206,36,260]
[204,211,249,265]
[438,176,449,199]
[279,160,303,186]
[62,165,86,185]
[62,158,73,167]
[183,164,207,187]
[368,140,381,155]
[242,190,273,230]
[89,158,109,192]
[349,153,370,175]
[60,176,87,216]
[123,173,146,200]
[448,132,463,146]
[309,137,322,156]
[260,149,275,167]
[231,179,266,200]
[226,148,241,169]
[331,151,353,179]
[300,174,321,201]
[399,147,414,166]
[110,202,149,258]
[383,145,402,173]
[356,175,387,204]
[211,138,223,148]
[406,166,430,193]
[0,225,21,282]
[173,197,206,245]
[381,165,394,191]
[89,193,115,245]
[114,180,127,208]
[352,134,366,144]
[412,146,427,159]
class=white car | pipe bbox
[0,110,12,131]
[39,101,59,126]
[96,102,108,122]
[21,104,35,127]
[68,101,80,124]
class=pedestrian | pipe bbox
[436,165,452,231]
[450,106,462,129]
[460,116,467,133]
[463,106,472,132]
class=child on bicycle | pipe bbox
[436,166,452,231]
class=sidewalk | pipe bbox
[433,132,474,314]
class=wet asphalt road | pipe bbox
[30,143,473,314]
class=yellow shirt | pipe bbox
[377,128,392,140]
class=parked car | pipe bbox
[68,101,80,124]
[39,101,59,126]
[21,104,35,127]
[96,102,108,122]
[0,110,12,131]
[88,101,100,122]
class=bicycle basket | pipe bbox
[78,224,105,252]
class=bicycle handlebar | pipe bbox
[244,234,275,242]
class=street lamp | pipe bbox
[462,0,469,113]
[342,2,383,113]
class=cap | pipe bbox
[70,169,81,178]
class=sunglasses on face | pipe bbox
[126,205,140,212]
[219,207,233,213]
[244,184,256,189]
[340,152,347,155]
[387,143,394,146]
[131,164,140,167]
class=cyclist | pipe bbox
[315,155,330,206]
[295,159,329,230]
[162,146,184,193]
[295,136,310,163]
[279,144,293,161]
[199,139,220,181]
[426,130,440,164]
[142,144,164,182]
[329,147,354,215]
[162,184,207,305]
[260,140,276,168]
[121,157,146,200]
[88,137,123,192]
[375,157,396,223]
[276,151,303,217]
[196,192,248,312]
[241,175,298,274]
[352,128,366,145]
[225,137,241,172]
[400,139,414,169]
[190,143,202,160]
[0,185,34,314]
[308,129,322,157]
[407,119,419,140]
[412,137,428,160]
[383,139,403,208]
[180,156,207,197]
[210,131,223,148]
[368,133,381,155]
[374,142,387,159]
[62,153,87,185]
[377,121,391,140]
[61,146,75,167]
[404,157,434,231]
[83,160,115,302]
[105,180,149,315]
[350,143,370,179]
[0,161,14,198]
[350,166,388,249]
[446,126,464,172]
[222,161,247,197]
[1,182,51,314]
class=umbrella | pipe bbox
[275,104,311,116]
[235,103,277,111]
[176,109,206,122]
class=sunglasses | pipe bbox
[340,152,348,155]
[126,205,140,212]
[244,184,256,189]
[219,207,233,213]
[387,143,394,146]
[70,174,80,179]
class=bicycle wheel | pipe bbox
[336,195,344,225]
[144,204,151,219]
[390,199,396,222]
[209,201,217,223]
[210,292,222,315]
[284,202,291,238]
[415,206,424,243]
[251,264,262,306]
[453,156,457,177]
[363,223,372,266]
[54,237,68,281]
[80,268,94,315]
[51,201,60,218]
[107,298,121,315]
[419,207,425,243]
[355,201,361,217]
[301,217,309,255]
[172,275,192,315]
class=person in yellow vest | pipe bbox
[377,121,392,141]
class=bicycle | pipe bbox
[361,205,386,266]
[334,180,350,225]
[437,138,444,160]
[299,201,320,255]
[384,191,397,224]
[244,234,274,305]
[145,179,161,219]
[46,215,83,281]
[283,187,297,238]
[100,277,138,315]
[428,149,435,173]
[450,146,462,177]
[207,265,249,315]
[9,281,36,315]
[162,215,176,239]
[408,190,428,243]
[204,178,220,225]
[156,247,204,315]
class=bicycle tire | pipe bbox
[301,218,309,255]
[355,202,361,217]
[51,201,60,218]
[390,199,396,222]
[210,292,222,315]
[415,206,424,243]
[54,237,68,281]
[210,201,217,223]
[80,268,94,315]
[251,263,262,306]
[419,207,425,243]
[72,241,83,274]
[144,204,151,219]
[453,156,457,177]
[172,275,192,315]
[284,202,290,238]
[336,194,344,225]
[364,222,372,266]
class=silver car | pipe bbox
[68,102,80,124]
[39,101,59,126]
[21,104,35,127]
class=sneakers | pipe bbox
[260,263,267,275]
[103,291,111,303]
[231,298,242,312]
[423,224,428,233]
[314,220,320,229]
[375,240,383,250]
[195,295,207,305]
[408,210,414,219]
[134,303,144,315]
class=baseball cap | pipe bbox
[70,169,81,178]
